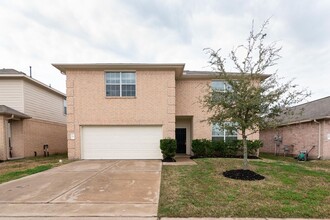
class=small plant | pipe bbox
[160,138,177,161]
[192,139,206,157]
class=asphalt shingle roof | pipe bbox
[0,69,25,75]
[281,96,330,125]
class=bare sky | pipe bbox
[1,0,329,101]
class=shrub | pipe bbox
[212,140,227,156]
[248,140,263,154]
[192,139,263,157]
[235,140,263,155]
[160,138,177,160]
[192,139,206,157]
[203,139,213,157]
[226,140,241,156]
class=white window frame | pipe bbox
[105,72,136,97]
[212,122,237,142]
[63,99,67,115]
[211,80,232,92]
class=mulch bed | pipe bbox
[223,169,265,181]
[190,155,260,159]
[162,158,176,162]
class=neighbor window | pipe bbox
[63,99,67,115]
[212,122,237,142]
[105,72,136,97]
[211,80,232,92]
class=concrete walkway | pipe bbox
[0,160,161,218]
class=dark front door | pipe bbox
[175,128,186,153]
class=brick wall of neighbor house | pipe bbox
[0,116,6,161]
[22,119,67,157]
[322,119,330,159]
[260,122,321,159]
[66,70,176,159]
[10,120,24,158]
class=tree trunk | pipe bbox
[242,132,248,170]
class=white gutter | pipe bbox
[313,119,322,159]
[5,114,15,120]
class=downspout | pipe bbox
[313,120,321,159]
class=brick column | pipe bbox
[0,116,7,161]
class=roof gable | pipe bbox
[0,69,65,98]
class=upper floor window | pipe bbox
[212,122,237,142]
[105,72,136,97]
[211,80,232,92]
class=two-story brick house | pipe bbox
[0,69,67,161]
[53,63,261,160]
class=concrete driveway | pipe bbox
[0,160,161,218]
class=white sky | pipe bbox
[0,0,329,101]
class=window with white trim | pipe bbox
[105,72,136,97]
[63,99,67,115]
[212,123,237,142]
[211,80,232,92]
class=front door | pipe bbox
[175,128,186,153]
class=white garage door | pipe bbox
[81,126,163,159]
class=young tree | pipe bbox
[203,19,310,169]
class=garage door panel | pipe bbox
[82,126,163,159]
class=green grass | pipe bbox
[159,154,330,218]
[0,154,71,184]
[0,165,52,183]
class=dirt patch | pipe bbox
[0,154,69,176]
[223,169,265,181]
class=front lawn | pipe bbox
[0,154,71,184]
[159,153,330,218]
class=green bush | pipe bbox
[192,139,263,157]
[160,138,177,159]
[212,140,227,156]
[248,140,263,154]
[226,140,241,156]
[192,139,206,157]
[203,139,213,157]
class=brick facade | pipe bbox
[66,69,177,159]
[63,66,261,159]
[260,119,330,159]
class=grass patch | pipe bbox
[0,154,71,184]
[159,155,330,218]
[0,165,52,183]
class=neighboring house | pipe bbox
[260,96,330,160]
[0,69,67,161]
[53,63,264,160]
